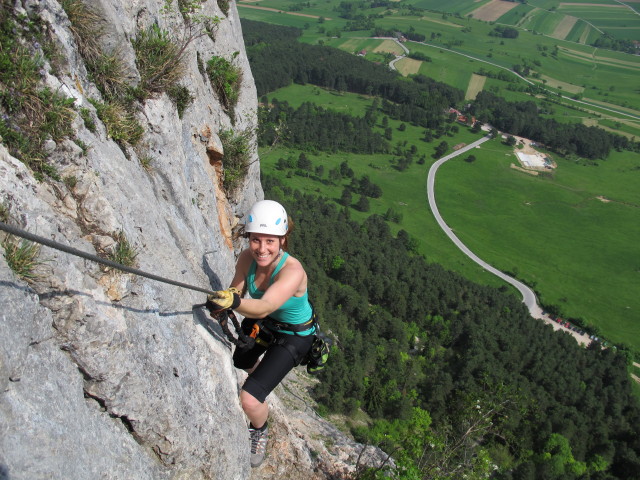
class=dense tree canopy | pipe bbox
[258,99,389,154]
[264,178,640,479]
[470,91,639,159]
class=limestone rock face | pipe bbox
[0,1,382,478]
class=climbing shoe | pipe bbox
[306,333,331,375]
[249,423,269,468]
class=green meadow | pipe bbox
[260,83,640,350]
[557,3,640,41]
[405,0,639,42]
[241,2,640,350]
[436,145,640,349]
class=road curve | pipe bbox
[426,136,544,319]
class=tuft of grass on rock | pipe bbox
[206,54,242,117]
[90,99,144,146]
[1,236,41,279]
[108,230,137,267]
[219,128,252,193]
[132,24,186,96]
[167,84,193,118]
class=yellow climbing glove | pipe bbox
[206,287,242,313]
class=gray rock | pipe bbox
[0,0,382,478]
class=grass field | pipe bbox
[241,2,640,351]
[395,57,422,76]
[557,3,640,41]
[465,73,487,100]
[469,0,520,22]
[260,83,640,351]
[436,146,640,350]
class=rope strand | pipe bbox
[0,221,217,296]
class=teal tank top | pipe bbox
[247,252,314,335]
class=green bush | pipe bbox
[90,100,144,146]
[219,128,252,193]
[206,55,242,115]
[132,24,185,96]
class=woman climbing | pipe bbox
[206,200,316,468]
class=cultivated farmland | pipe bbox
[470,0,520,21]
[465,73,487,100]
[240,0,640,350]
[395,57,422,76]
[551,14,578,40]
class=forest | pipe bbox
[469,92,639,160]
[243,19,640,479]
[258,99,389,154]
[266,178,640,480]
[242,19,463,131]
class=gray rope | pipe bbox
[0,221,217,296]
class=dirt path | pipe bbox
[237,3,332,19]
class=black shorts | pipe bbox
[233,318,314,403]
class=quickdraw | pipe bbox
[209,309,256,350]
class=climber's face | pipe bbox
[249,232,283,268]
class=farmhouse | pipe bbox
[448,108,477,126]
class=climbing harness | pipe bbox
[263,315,316,335]
[207,306,330,374]
[1,220,331,373]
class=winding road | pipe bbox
[426,136,542,314]
[426,136,594,345]
[427,135,591,346]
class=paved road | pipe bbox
[426,136,596,345]
[410,40,640,121]
[426,136,542,312]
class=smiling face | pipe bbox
[249,232,284,269]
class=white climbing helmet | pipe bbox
[245,200,288,236]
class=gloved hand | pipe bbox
[206,287,242,313]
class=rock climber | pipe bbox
[206,200,316,468]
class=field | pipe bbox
[436,146,640,349]
[395,57,422,76]
[404,0,640,40]
[240,1,640,351]
[469,0,519,21]
[465,73,487,100]
[557,2,640,41]
[259,83,640,351]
